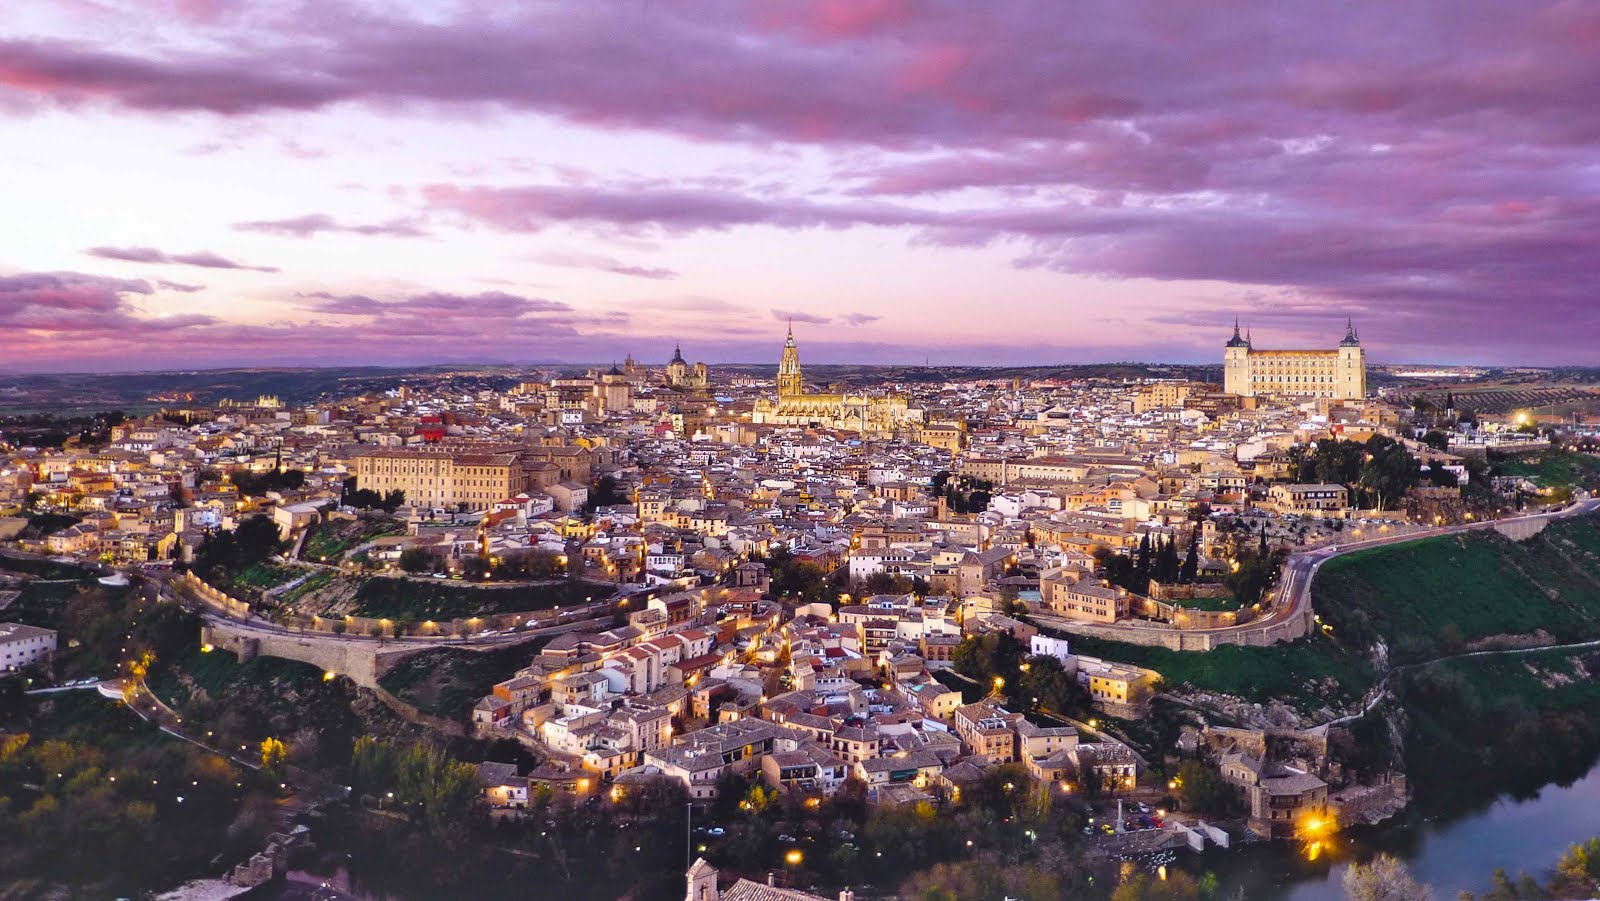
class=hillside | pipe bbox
[1312,514,1600,665]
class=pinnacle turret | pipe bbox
[1226,318,1250,348]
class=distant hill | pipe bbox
[3,361,1594,415]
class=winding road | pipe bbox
[1033,496,1599,648]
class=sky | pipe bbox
[1,0,1597,373]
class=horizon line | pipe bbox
[0,359,1571,381]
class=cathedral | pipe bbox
[750,325,920,435]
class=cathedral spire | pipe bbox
[777,324,802,397]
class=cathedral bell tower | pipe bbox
[777,323,804,398]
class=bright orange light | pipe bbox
[785,850,803,865]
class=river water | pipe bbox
[1181,763,1600,899]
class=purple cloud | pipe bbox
[0,272,215,364]
[234,213,430,239]
[301,290,571,320]
[772,308,832,325]
[86,245,279,272]
[424,183,932,236]
[533,251,678,280]
[2,2,1597,364]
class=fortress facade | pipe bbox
[1223,321,1367,400]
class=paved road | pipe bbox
[1284,496,1600,624]
[1034,497,1599,645]
[154,569,613,651]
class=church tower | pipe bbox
[777,324,804,398]
[666,342,689,388]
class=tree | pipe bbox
[351,735,398,797]
[1343,854,1431,901]
[191,515,283,582]
[1180,530,1200,584]
[1112,871,1201,901]
[1424,461,1459,488]
[585,476,628,511]
[461,556,491,581]
[1155,536,1180,585]
[1011,654,1079,715]
[260,737,288,781]
[230,467,306,497]
[1173,760,1235,817]
[952,631,1024,687]
[1225,545,1283,606]
[399,546,439,574]
[1134,533,1152,591]
[1097,546,1137,593]
[1553,837,1600,898]
[393,742,478,834]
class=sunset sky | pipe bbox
[2,1,1597,372]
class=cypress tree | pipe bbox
[1180,530,1199,584]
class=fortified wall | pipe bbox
[1044,600,1312,651]
[200,620,395,687]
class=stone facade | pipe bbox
[1223,321,1366,400]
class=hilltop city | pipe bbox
[2,324,1599,900]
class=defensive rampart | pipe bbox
[1041,600,1313,650]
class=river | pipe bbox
[1180,762,1600,899]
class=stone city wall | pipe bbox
[201,620,386,687]
[1045,601,1311,651]
[183,571,615,637]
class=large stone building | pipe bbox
[750,326,920,435]
[350,441,605,511]
[1223,321,1366,400]
[665,344,709,391]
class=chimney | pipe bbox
[840,892,856,901]
[767,873,776,886]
